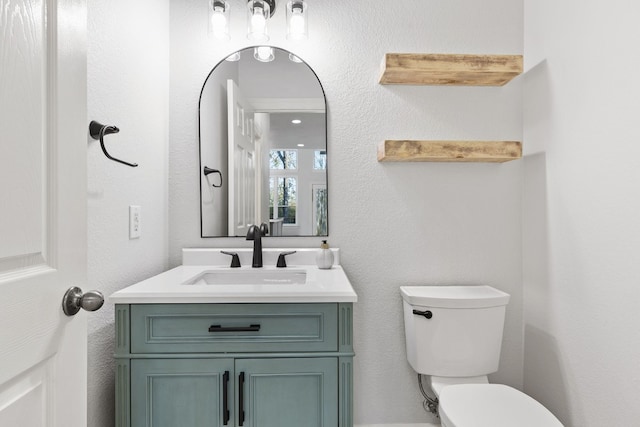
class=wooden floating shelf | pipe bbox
[379,53,523,86]
[377,140,522,163]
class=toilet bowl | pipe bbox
[400,285,563,427]
[439,384,563,427]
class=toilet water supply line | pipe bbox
[418,374,439,417]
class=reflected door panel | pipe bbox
[228,80,256,236]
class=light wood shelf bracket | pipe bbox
[377,140,522,163]
[379,53,523,86]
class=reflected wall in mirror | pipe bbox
[199,47,327,237]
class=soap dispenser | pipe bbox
[316,240,334,269]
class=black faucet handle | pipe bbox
[260,222,269,236]
[221,251,241,268]
[276,251,296,268]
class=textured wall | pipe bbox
[86,0,169,425]
[169,0,523,424]
[523,1,640,425]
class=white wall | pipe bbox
[169,0,523,424]
[523,1,640,425]
[87,0,169,425]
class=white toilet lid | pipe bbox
[439,384,563,427]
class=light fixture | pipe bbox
[291,119,302,124]
[254,46,275,62]
[286,0,308,40]
[210,0,309,43]
[209,0,230,40]
[247,0,275,42]
[297,143,305,147]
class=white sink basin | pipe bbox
[184,269,307,286]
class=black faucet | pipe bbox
[246,223,269,268]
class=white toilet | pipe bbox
[400,285,563,427]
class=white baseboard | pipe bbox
[355,424,439,427]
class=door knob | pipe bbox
[62,287,105,316]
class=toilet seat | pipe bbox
[439,384,563,427]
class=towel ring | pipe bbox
[89,121,138,167]
[204,166,223,188]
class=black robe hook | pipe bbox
[89,121,138,167]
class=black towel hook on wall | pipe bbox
[89,121,138,167]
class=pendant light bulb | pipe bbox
[290,13,304,34]
[288,53,303,63]
[286,1,308,40]
[225,52,241,62]
[251,10,266,32]
[209,0,230,41]
[254,46,275,62]
[247,1,270,42]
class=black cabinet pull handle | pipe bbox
[413,309,433,319]
[222,371,230,425]
[208,324,261,333]
[238,372,245,426]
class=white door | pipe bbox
[227,80,256,236]
[0,0,89,426]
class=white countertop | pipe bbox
[109,248,357,304]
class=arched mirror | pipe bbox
[199,46,327,237]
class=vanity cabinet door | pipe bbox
[235,358,338,427]
[131,358,234,427]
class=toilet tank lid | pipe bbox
[400,285,510,308]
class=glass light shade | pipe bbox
[288,53,303,63]
[286,1,308,40]
[254,46,275,62]
[247,0,270,42]
[209,0,230,41]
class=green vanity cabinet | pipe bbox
[115,303,355,427]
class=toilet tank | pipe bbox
[400,285,510,377]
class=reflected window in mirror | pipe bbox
[270,149,298,170]
[270,176,297,225]
[314,150,326,170]
[313,185,328,236]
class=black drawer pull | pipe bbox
[208,324,261,333]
